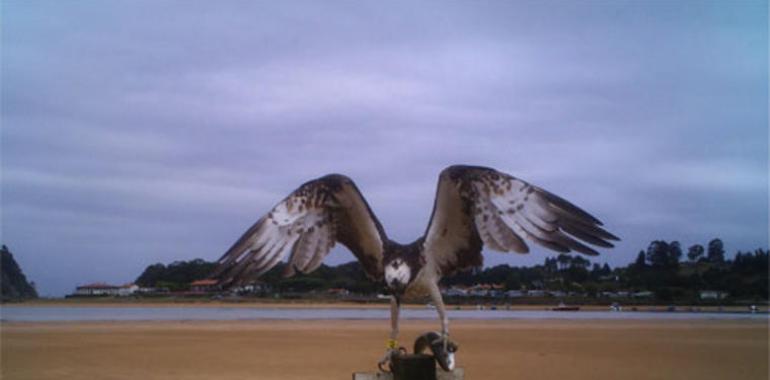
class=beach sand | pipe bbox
[2,319,767,380]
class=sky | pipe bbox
[2,1,767,297]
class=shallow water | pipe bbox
[1,306,767,322]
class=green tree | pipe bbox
[707,239,725,263]
[504,272,522,290]
[134,259,217,289]
[668,241,682,269]
[646,241,670,269]
[135,263,167,287]
[687,244,704,262]
[634,251,647,268]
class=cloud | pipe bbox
[2,0,767,295]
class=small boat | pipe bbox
[552,302,580,311]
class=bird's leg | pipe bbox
[389,294,401,343]
[429,283,449,351]
[378,295,401,369]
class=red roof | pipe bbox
[190,279,219,286]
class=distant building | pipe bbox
[189,279,220,293]
[466,283,504,297]
[442,286,468,297]
[74,283,137,297]
[526,290,546,297]
[505,290,524,298]
[231,282,269,294]
[459,285,480,297]
[74,283,118,296]
[699,290,728,300]
[118,284,139,296]
[136,286,167,294]
[327,288,350,296]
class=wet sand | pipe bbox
[2,319,767,380]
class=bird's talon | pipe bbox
[378,348,402,373]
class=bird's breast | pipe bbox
[402,284,430,300]
[402,268,433,300]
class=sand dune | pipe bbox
[2,319,767,380]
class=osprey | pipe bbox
[213,165,618,369]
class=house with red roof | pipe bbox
[189,279,220,293]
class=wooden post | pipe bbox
[353,360,464,380]
[352,368,464,380]
[391,354,436,380]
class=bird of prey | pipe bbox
[213,165,618,369]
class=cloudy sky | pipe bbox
[2,1,767,296]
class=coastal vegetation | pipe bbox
[132,238,768,305]
[135,259,217,291]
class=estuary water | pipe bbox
[1,306,767,322]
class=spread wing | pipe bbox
[423,165,619,276]
[213,174,387,287]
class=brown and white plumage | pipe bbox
[425,165,618,277]
[213,174,387,287]
[213,165,618,369]
[215,165,618,288]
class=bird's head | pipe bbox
[384,257,412,294]
[382,240,425,295]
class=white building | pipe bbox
[526,290,546,297]
[73,283,137,296]
[699,290,728,300]
[443,287,468,297]
[118,284,139,296]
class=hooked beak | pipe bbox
[388,279,406,294]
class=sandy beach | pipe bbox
[1,318,767,380]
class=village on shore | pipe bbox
[3,239,767,308]
[68,278,732,306]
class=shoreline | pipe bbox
[2,306,766,325]
[4,299,766,313]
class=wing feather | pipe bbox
[213,174,386,287]
[302,228,333,274]
[423,165,618,276]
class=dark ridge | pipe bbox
[1,245,38,302]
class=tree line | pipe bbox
[134,238,768,303]
[445,238,767,303]
[135,259,217,291]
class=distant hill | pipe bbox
[1,245,38,302]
